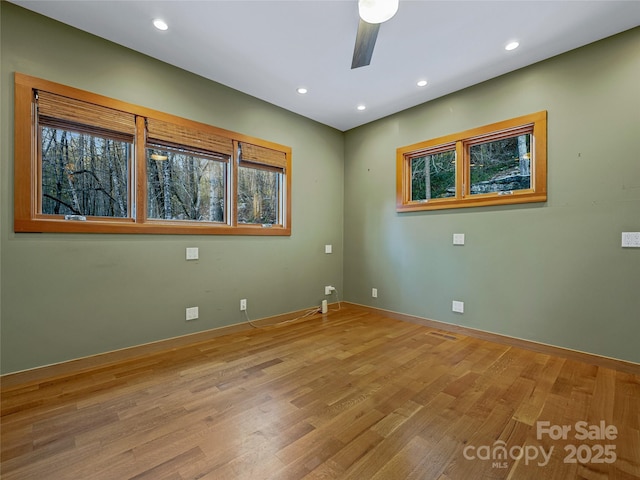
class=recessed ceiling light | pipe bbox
[505,41,520,51]
[357,105,366,111]
[296,87,308,95]
[417,80,428,87]
[153,19,168,31]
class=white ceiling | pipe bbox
[10,0,640,131]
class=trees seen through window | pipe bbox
[14,73,291,235]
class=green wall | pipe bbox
[2,3,638,374]
[0,4,344,374]
[344,27,640,363]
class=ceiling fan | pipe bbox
[351,0,399,69]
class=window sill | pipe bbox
[14,217,291,236]
[396,191,547,212]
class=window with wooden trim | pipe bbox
[14,73,291,235]
[237,142,286,225]
[144,117,231,224]
[397,111,547,211]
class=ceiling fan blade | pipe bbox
[351,19,380,69]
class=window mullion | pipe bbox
[403,154,412,204]
[35,107,44,216]
[230,140,240,227]
[456,141,466,199]
[135,116,146,223]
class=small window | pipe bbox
[146,146,227,223]
[467,127,532,196]
[144,117,231,224]
[238,165,281,225]
[37,90,135,221]
[410,147,456,201]
[397,111,547,211]
[41,126,132,219]
[14,73,291,235]
[237,142,286,226]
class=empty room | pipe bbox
[1,1,639,479]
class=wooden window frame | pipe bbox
[14,73,291,235]
[396,111,547,212]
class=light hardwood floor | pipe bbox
[1,306,639,479]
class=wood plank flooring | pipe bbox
[1,306,639,479]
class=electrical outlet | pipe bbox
[372,288,378,298]
[240,299,247,311]
[186,247,199,260]
[186,306,199,321]
[325,286,334,295]
[325,244,333,254]
[452,301,464,313]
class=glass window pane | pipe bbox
[238,166,279,224]
[146,148,226,222]
[469,133,531,195]
[410,150,456,201]
[41,127,130,217]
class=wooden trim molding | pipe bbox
[3,302,637,392]
[344,302,640,376]
[0,305,326,392]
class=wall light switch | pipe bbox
[186,247,199,260]
[453,234,465,246]
[622,232,640,248]
[325,244,333,254]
